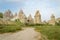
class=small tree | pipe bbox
[0,12,3,18]
[55,21,60,26]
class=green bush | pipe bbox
[0,12,3,18]
[55,21,60,26]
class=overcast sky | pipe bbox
[0,0,60,21]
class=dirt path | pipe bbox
[0,28,41,40]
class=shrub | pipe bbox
[0,12,3,18]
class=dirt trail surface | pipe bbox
[0,28,41,40]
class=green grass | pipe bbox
[0,25,22,33]
[0,20,26,33]
[0,21,60,40]
[0,21,22,33]
[35,25,60,40]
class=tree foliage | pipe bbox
[0,12,3,18]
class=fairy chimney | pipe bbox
[49,14,55,25]
[18,10,27,23]
[34,10,41,24]
[27,14,33,24]
[3,9,13,20]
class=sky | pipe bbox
[0,0,60,21]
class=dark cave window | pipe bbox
[27,20,29,22]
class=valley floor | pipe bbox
[0,28,41,40]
